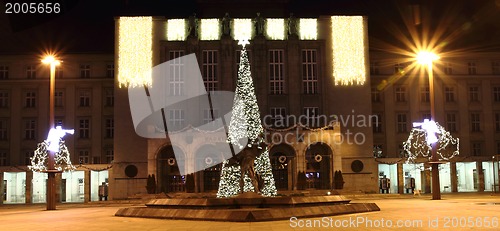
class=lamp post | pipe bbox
[42,55,60,210]
[416,51,441,200]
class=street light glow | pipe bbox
[416,51,439,65]
[42,55,60,65]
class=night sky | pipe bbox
[0,0,499,54]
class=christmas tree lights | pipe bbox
[29,140,76,172]
[217,40,277,198]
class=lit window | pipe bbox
[200,19,220,40]
[299,18,317,40]
[266,18,285,40]
[167,19,186,41]
[233,18,252,41]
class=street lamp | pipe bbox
[42,55,60,210]
[416,51,441,200]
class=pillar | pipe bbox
[423,163,431,193]
[450,162,458,192]
[55,173,62,203]
[397,163,404,194]
[477,161,485,192]
[0,172,3,205]
[25,171,33,204]
[84,170,90,202]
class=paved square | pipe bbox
[1,193,499,230]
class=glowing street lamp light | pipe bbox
[415,50,441,200]
[42,54,60,210]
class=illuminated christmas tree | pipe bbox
[216,39,277,198]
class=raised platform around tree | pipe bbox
[115,194,380,222]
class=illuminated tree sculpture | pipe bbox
[29,126,76,172]
[217,39,277,198]
[403,119,459,164]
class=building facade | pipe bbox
[0,53,114,204]
[371,51,500,194]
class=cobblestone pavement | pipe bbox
[1,193,499,231]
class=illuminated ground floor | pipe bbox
[0,165,110,204]
[376,156,500,194]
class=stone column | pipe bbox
[397,163,404,194]
[55,173,62,203]
[423,163,431,193]
[84,170,91,202]
[477,161,485,192]
[0,172,3,205]
[450,162,458,192]
[25,171,33,204]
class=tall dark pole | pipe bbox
[46,60,57,210]
[427,61,441,200]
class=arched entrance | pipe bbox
[270,144,296,190]
[157,145,185,193]
[305,142,332,189]
[195,145,223,192]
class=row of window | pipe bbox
[0,148,114,166]
[370,60,500,75]
[372,85,500,103]
[371,112,488,134]
[0,118,113,141]
[0,88,114,108]
[0,64,114,80]
[374,140,497,158]
[167,49,319,95]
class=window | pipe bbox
[471,142,482,156]
[396,113,408,133]
[445,86,455,102]
[25,91,36,108]
[422,113,431,120]
[26,65,36,79]
[55,90,64,107]
[444,62,452,75]
[302,49,318,94]
[494,87,500,102]
[468,61,477,75]
[492,61,500,75]
[370,62,379,75]
[0,119,7,140]
[395,86,406,102]
[398,144,406,158]
[80,64,91,78]
[24,151,33,165]
[372,114,382,133]
[469,86,480,102]
[105,118,114,139]
[104,88,114,107]
[169,50,185,96]
[394,63,406,74]
[105,149,114,164]
[373,144,384,158]
[202,50,218,92]
[470,113,481,132]
[79,150,90,164]
[168,109,185,129]
[420,86,430,103]
[371,87,381,103]
[55,118,64,127]
[446,113,457,132]
[55,66,63,78]
[24,119,36,140]
[270,107,287,127]
[106,64,114,78]
[79,119,90,139]
[495,113,500,133]
[79,90,91,107]
[0,151,7,166]
[0,91,9,108]
[269,49,285,94]
[303,107,319,127]
[0,66,8,79]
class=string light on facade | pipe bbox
[118,17,153,88]
[331,16,366,86]
[200,19,220,40]
[403,120,459,164]
[167,19,186,41]
[266,18,285,40]
[299,18,317,40]
[233,19,252,41]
